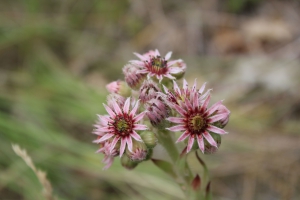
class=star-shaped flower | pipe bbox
[93,98,148,157]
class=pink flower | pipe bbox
[165,80,229,153]
[93,98,148,157]
[162,79,210,110]
[130,49,186,82]
[96,140,119,170]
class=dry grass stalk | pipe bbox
[12,144,55,200]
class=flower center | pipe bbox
[188,114,207,134]
[148,56,168,74]
[113,115,133,137]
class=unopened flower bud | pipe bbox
[140,131,157,148]
[126,140,148,162]
[204,133,221,154]
[121,155,138,170]
[106,80,131,97]
[145,98,170,128]
[139,80,161,103]
[171,59,186,80]
[123,64,146,90]
[107,93,126,109]
[215,104,230,128]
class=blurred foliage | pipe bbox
[224,0,261,13]
[1,0,300,199]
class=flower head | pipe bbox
[93,98,148,157]
[166,80,229,153]
[130,49,186,82]
[162,79,210,110]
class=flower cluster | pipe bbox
[93,49,230,170]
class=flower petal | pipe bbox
[165,51,172,60]
[134,52,147,61]
[133,111,146,122]
[192,79,197,92]
[207,125,228,135]
[102,156,113,170]
[183,79,188,91]
[173,104,186,116]
[167,125,186,132]
[162,85,169,93]
[164,74,176,80]
[129,60,144,66]
[173,80,181,96]
[123,98,130,113]
[203,131,217,147]
[155,49,160,56]
[193,92,199,109]
[134,124,148,130]
[112,99,122,115]
[109,136,120,152]
[95,126,111,133]
[205,100,223,116]
[103,104,116,118]
[126,137,133,152]
[119,138,126,157]
[98,115,110,126]
[136,69,148,74]
[199,82,206,94]
[93,133,114,143]
[201,94,211,111]
[166,117,185,123]
[186,136,194,153]
[169,67,183,74]
[208,113,228,123]
[196,135,205,153]
[131,130,143,142]
[176,131,190,142]
[130,100,140,116]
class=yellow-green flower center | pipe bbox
[151,56,166,69]
[116,119,129,132]
[113,115,133,137]
[188,115,206,133]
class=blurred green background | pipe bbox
[1,0,300,199]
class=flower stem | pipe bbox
[156,129,194,197]
[156,129,179,163]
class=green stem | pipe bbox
[156,129,179,163]
[156,129,194,197]
[195,151,210,194]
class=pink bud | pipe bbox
[106,80,131,97]
[139,80,161,103]
[145,98,170,128]
[123,64,146,90]
[216,104,230,128]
